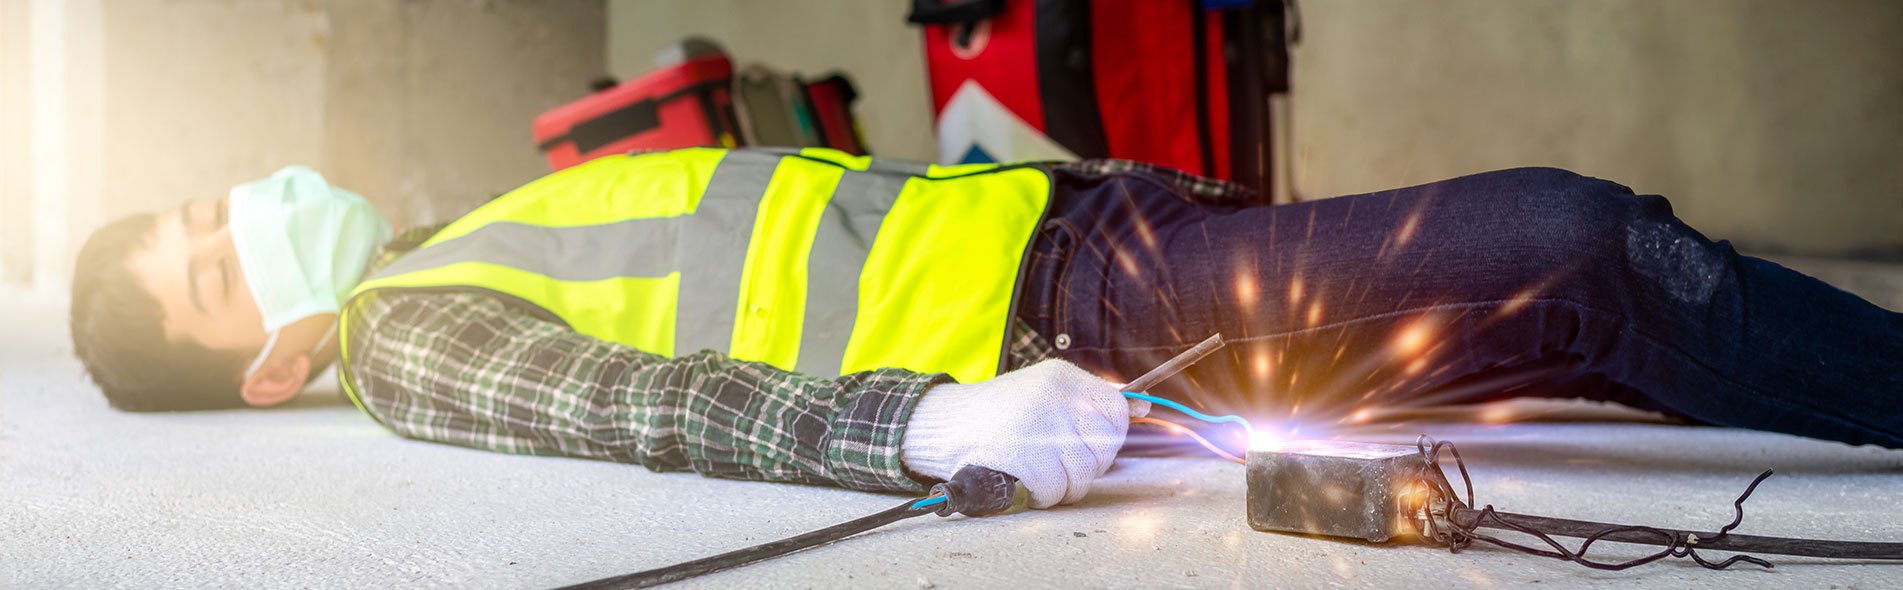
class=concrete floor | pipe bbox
[5,262,1902,589]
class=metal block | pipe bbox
[1245,440,1426,542]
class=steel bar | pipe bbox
[1122,333,1226,393]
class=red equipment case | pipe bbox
[801,74,868,156]
[911,0,1293,203]
[532,54,740,171]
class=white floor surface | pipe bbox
[5,286,1902,589]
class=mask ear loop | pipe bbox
[308,321,338,357]
[240,320,339,381]
[243,330,283,380]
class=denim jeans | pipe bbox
[1017,167,1903,449]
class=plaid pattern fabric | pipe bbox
[344,286,952,493]
[1053,159,1258,205]
[341,159,1228,492]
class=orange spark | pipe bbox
[1288,276,1305,303]
[1395,212,1421,248]
[1114,248,1141,280]
[1235,273,1258,308]
[1405,358,1428,375]
[1498,288,1538,316]
[1306,302,1323,327]
[1133,214,1159,252]
[1252,351,1272,380]
[1392,319,1433,356]
[1481,404,1515,424]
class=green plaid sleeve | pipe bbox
[342,290,950,493]
[1056,159,1259,205]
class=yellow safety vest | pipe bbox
[337,147,1051,412]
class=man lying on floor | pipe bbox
[69,148,1903,508]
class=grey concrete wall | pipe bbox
[1290,0,1903,256]
[606,0,934,162]
[0,0,605,289]
[103,0,605,230]
[607,0,1902,257]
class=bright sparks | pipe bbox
[1498,287,1538,316]
[1481,404,1515,424]
[1395,212,1421,248]
[1235,273,1258,308]
[1249,429,1284,451]
[1114,248,1141,279]
[1133,215,1159,251]
[1288,276,1305,303]
[1392,320,1433,356]
[1306,301,1323,327]
[1350,407,1373,424]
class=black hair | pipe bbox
[70,213,251,411]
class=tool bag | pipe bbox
[910,0,1294,204]
[801,74,869,156]
[532,54,741,172]
[536,41,871,172]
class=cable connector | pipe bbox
[930,465,1018,517]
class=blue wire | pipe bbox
[912,495,947,510]
[1123,392,1254,437]
[908,393,1247,512]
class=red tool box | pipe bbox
[532,54,741,172]
[910,0,1295,204]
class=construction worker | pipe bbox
[69,148,1903,508]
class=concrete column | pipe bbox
[4,0,103,293]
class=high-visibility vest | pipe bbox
[337,147,1052,413]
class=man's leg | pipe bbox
[1022,167,1903,448]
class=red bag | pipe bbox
[532,55,740,171]
[912,0,1292,202]
[801,74,869,156]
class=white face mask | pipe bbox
[229,166,392,379]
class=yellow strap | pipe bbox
[726,158,847,369]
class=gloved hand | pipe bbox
[900,359,1150,508]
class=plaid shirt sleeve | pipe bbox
[342,288,951,493]
[1053,159,1259,206]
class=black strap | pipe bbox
[537,81,730,154]
[906,0,1007,25]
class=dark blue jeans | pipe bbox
[1017,167,1903,449]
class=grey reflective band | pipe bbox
[794,168,908,377]
[360,149,923,374]
[674,151,777,356]
[864,157,930,177]
[367,217,682,282]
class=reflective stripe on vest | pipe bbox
[339,147,1051,410]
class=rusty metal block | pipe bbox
[1246,440,1426,542]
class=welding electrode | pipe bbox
[1122,333,1225,394]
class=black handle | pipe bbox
[930,465,1018,517]
[906,0,1007,25]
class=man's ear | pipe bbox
[240,354,311,407]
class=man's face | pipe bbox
[124,198,270,356]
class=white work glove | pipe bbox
[900,359,1151,509]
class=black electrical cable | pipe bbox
[552,466,1019,589]
[554,497,938,590]
[1414,436,1903,569]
